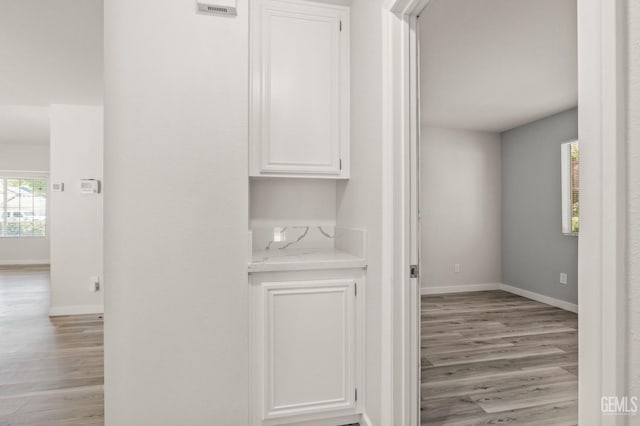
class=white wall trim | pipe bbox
[382,1,431,425]
[385,0,430,15]
[49,304,104,317]
[421,283,578,314]
[0,259,50,266]
[578,0,627,423]
[360,413,374,426]
[420,283,500,295]
[499,284,578,314]
[380,9,398,426]
[0,170,49,178]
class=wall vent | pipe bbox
[197,2,237,16]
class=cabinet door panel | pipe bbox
[262,280,356,419]
[251,0,349,177]
[266,12,338,170]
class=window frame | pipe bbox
[0,172,49,239]
[561,140,579,236]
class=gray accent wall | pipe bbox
[501,108,578,304]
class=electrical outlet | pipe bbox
[559,273,568,285]
[454,264,461,273]
[273,227,286,242]
[89,276,100,292]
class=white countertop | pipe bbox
[249,248,367,273]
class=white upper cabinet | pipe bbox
[250,0,350,178]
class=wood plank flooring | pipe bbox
[0,266,104,426]
[421,291,578,425]
[0,269,579,425]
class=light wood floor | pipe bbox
[421,291,578,426]
[0,266,104,426]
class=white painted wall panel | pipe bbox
[335,0,384,423]
[0,144,49,172]
[49,105,103,314]
[104,0,249,423]
[250,179,336,228]
[420,127,502,290]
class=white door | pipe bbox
[250,0,350,178]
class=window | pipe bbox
[0,177,47,238]
[561,141,579,235]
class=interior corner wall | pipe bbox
[501,108,578,304]
[420,127,502,291]
[104,0,249,424]
[335,0,384,423]
[0,143,51,264]
[49,105,103,315]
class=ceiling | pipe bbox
[0,0,103,145]
[419,0,577,133]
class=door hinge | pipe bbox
[355,388,358,401]
[410,264,419,278]
[354,281,357,296]
[339,158,342,170]
[339,20,342,32]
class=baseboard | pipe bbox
[420,283,578,313]
[360,413,374,426]
[49,304,104,317]
[0,259,50,266]
[420,283,500,295]
[499,284,578,313]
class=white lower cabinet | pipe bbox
[250,269,364,426]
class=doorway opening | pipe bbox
[0,1,105,424]
[416,1,579,423]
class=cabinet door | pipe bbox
[253,279,356,421]
[250,0,349,178]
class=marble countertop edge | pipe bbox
[248,248,367,273]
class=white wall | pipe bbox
[0,106,50,146]
[0,143,50,264]
[335,0,384,422]
[104,0,249,424]
[250,179,336,228]
[420,127,502,291]
[627,0,640,403]
[0,144,49,171]
[49,105,103,315]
